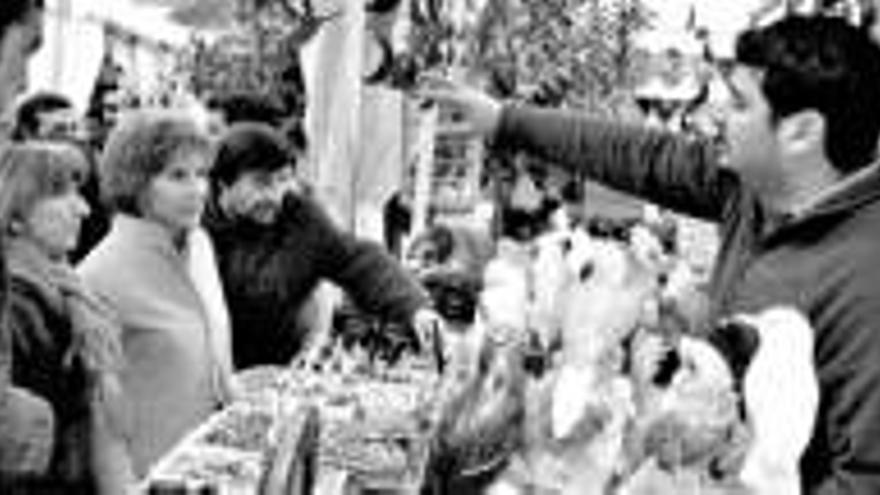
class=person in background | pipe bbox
[404,224,456,276]
[0,0,42,132]
[382,189,412,259]
[0,0,57,485]
[404,223,495,280]
[204,122,441,369]
[0,142,133,493]
[10,91,111,262]
[78,110,237,476]
[12,91,79,141]
[205,91,286,130]
[424,15,880,494]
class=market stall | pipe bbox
[132,1,818,493]
[140,212,818,495]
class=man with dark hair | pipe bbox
[11,90,76,141]
[425,15,880,495]
[206,91,286,128]
[0,0,55,484]
[204,122,441,369]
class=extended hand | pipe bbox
[416,74,504,138]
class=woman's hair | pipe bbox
[0,141,87,236]
[99,110,212,215]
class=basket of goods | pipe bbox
[144,402,320,495]
[315,377,439,492]
[267,346,440,492]
[319,416,434,492]
[144,404,274,493]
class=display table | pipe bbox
[142,401,318,495]
[141,366,439,495]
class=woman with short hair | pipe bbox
[0,141,132,492]
[78,110,236,476]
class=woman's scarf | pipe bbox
[182,229,236,404]
[6,238,123,376]
[5,237,130,439]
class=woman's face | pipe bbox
[23,187,90,259]
[139,150,210,236]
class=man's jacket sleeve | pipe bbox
[496,105,738,222]
[306,199,429,322]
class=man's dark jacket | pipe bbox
[497,105,880,495]
[204,193,429,369]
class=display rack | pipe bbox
[408,102,484,235]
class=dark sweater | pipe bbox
[205,193,429,369]
[497,105,880,495]
[6,257,94,491]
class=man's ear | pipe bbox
[777,110,825,156]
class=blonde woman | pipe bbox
[0,142,133,492]
[78,111,237,476]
